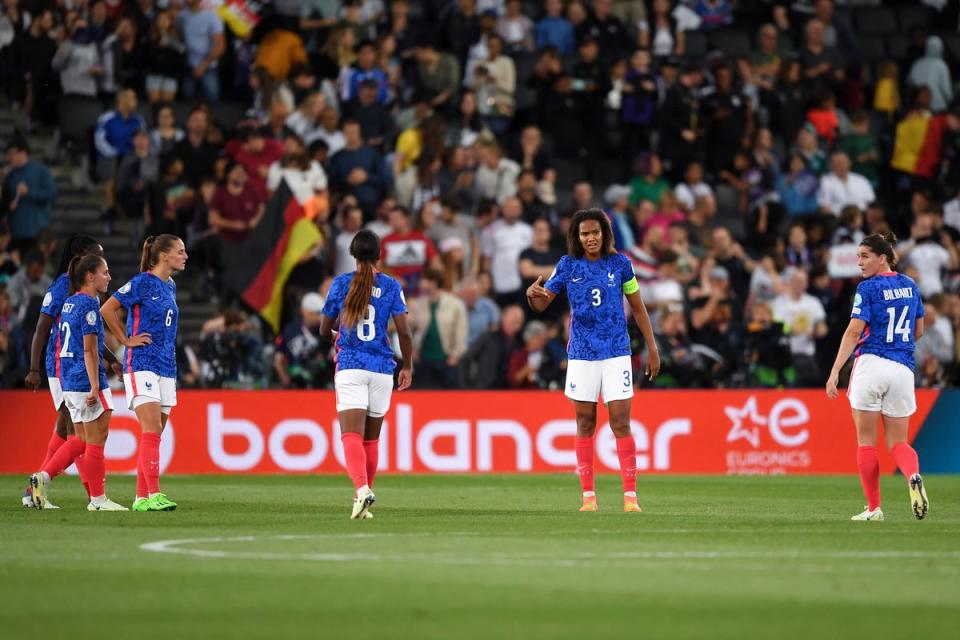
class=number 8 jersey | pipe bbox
[112,272,179,378]
[322,271,407,374]
[851,271,925,370]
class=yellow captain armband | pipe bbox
[622,277,640,295]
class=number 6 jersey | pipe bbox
[322,271,407,374]
[851,271,925,370]
[112,272,179,378]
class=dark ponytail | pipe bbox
[341,230,381,328]
[57,233,102,275]
[68,254,106,293]
[140,234,181,272]
[860,232,899,268]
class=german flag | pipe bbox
[891,112,948,179]
[222,182,322,333]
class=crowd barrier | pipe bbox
[0,389,952,475]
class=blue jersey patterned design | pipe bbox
[112,272,179,378]
[40,273,70,378]
[58,293,108,392]
[851,272,924,371]
[545,253,636,361]
[322,271,407,375]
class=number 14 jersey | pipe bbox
[323,271,407,374]
[851,272,925,370]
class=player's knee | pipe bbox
[576,418,597,437]
[609,421,631,438]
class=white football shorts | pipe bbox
[63,388,114,424]
[47,376,64,410]
[335,369,394,417]
[848,353,917,418]
[124,371,177,415]
[564,355,635,404]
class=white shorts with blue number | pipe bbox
[335,369,394,417]
[847,354,916,418]
[564,355,635,403]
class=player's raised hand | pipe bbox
[825,371,839,399]
[125,333,152,348]
[397,367,412,391]
[646,349,661,380]
[526,276,550,299]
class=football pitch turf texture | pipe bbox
[2,474,958,640]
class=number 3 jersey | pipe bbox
[322,271,407,375]
[59,293,108,392]
[545,253,639,361]
[851,272,925,370]
[112,272,179,378]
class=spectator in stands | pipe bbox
[459,275,500,347]
[332,204,363,276]
[750,24,781,93]
[497,0,534,53]
[535,0,574,54]
[428,197,479,277]
[143,10,184,104]
[267,132,328,220]
[909,36,954,115]
[519,216,564,316]
[380,205,439,295]
[507,320,551,389]
[10,8,56,127]
[792,123,827,176]
[772,58,807,147]
[117,129,159,224]
[177,0,225,101]
[674,161,714,214]
[470,34,516,135]
[643,249,685,311]
[343,78,394,149]
[1,138,55,254]
[482,196,532,307]
[5,250,49,323]
[414,36,461,112]
[837,110,880,188]
[621,48,658,159]
[582,0,631,63]
[899,214,958,298]
[652,306,707,388]
[710,226,754,302]
[799,18,843,89]
[225,126,284,195]
[209,161,266,245]
[173,108,221,189]
[629,152,669,208]
[340,39,389,104]
[516,169,552,223]
[395,113,446,176]
[639,0,685,59]
[603,184,635,250]
[52,13,103,101]
[288,95,332,148]
[689,263,741,382]
[743,301,794,388]
[255,22,308,82]
[327,119,386,215]
[817,151,875,218]
[705,64,753,173]
[474,139,520,203]
[458,303,524,389]
[660,61,703,179]
[150,103,184,155]
[772,268,827,387]
[199,308,267,389]
[274,292,332,389]
[95,88,145,226]
[101,16,145,96]
[410,268,469,388]
[693,0,732,31]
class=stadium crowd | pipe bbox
[2,0,960,390]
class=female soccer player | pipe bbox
[527,209,660,512]
[319,230,413,519]
[31,254,127,511]
[23,234,104,508]
[101,235,185,512]
[826,233,929,521]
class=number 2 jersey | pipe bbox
[39,273,70,378]
[322,271,407,375]
[851,271,924,370]
[545,252,639,361]
[112,272,179,378]
[58,293,108,392]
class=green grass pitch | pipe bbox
[2,474,959,640]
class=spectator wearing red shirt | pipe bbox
[208,162,267,243]
[380,205,440,295]
[224,126,284,194]
[507,320,548,389]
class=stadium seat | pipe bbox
[885,34,909,62]
[856,35,886,63]
[211,102,248,134]
[684,31,708,59]
[854,7,897,36]
[896,5,931,34]
[57,96,105,148]
[936,31,960,67]
[513,51,539,112]
[708,29,753,60]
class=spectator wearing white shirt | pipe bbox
[899,214,958,297]
[474,139,520,204]
[674,161,715,214]
[771,268,827,386]
[817,151,875,217]
[481,196,533,307]
[333,205,363,275]
[267,132,329,218]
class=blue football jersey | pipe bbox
[545,253,637,361]
[851,272,925,370]
[40,273,70,378]
[322,271,407,375]
[58,293,108,392]
[112,272,179,378]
